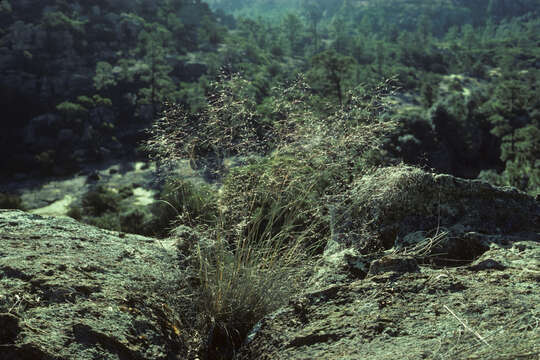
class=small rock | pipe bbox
[368,256,420,276]
[467,258,506,271]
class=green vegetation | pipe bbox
[67,179,220,238]
[42,10,88,33]
[139,3,539,355]
[2,1,539,357]
[195,0,539,195]
[2,0,538,193]
[152,178,219,231]
[146,74,398,357]
[68,185,156,236]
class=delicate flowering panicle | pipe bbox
[146,73,273,177]
[144,75,401,358]
[147,73,398,182]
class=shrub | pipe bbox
[56,101,88,122]
[86,213,121,231]
[73,184,170,236]
[66,205,83,220]
[81,186,119,216]
[150,179,219,234]
[146,75,397,358]
[119,209,148,235]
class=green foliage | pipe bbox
[135,24,176,113]
[81,186,120,217]
[42,11,87,33]
[71,185,168,236]
[56,95,113,123]
[419,74,439,107]
[86,213,122,231]
[6,0,539,195]
[0,0,12,13]
[500,124,540,195]
[56,101,88,121]
[301,0,323,51]
[198,15,226,46]
[282,13,304,55]
[75,96,94,109]
[309,49,356,105]
[176,80,207,112]
[92,94,113,107]
[93,62,117,91]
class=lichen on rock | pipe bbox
[0,210,191,360]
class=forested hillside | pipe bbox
[1,0,538,194]
[201,0,539,195]
[1,2,539,359]
[0,0,230,175]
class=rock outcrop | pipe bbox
[0,210,186,360]
[1,167,539,360]
[237,168,540,360]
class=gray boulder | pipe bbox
[332,166,539,253]
[0,210,190,360]
[237,167,540,360]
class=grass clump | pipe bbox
[219,155,330,250]
[152,178,219,231]
[186,220,315,359]
[146,75,398,358]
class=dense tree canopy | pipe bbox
[1,0,538,195]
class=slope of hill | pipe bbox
[0,0,225,177]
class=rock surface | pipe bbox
[0,210,186,360]
[238,242,540,359]
[237,169,540,360]
[1,168,539,360]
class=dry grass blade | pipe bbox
[393,230,449,259]
[444,305,491,347]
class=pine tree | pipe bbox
[311,49,356,105]
[301,0,323,53]
[136,24,176,116]
[282,13,303,56]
